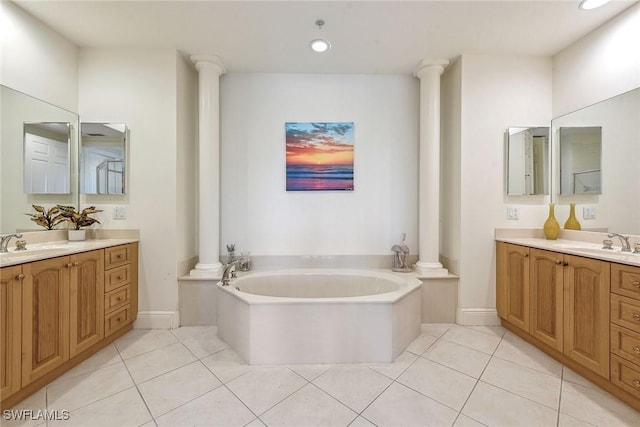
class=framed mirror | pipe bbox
[1,85,78,234]
[80,123,127,194]
[506,127,549,196]
[23,122,71,194]
[559,127,602,195]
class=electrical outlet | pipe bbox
[583,207,596,220]
[113,206,126,220]
[507,207,519,220]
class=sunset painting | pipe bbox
[285,122,354,191]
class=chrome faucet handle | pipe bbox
[0,233,23,253]
[607,233,631,252]
[602,239,613,250]
[634,243,640,254]
[15,240,27,251]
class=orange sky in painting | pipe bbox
[285,122,354,166]
[286,145,353,166]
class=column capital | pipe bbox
[414,59,449,79]
[190,54,226,75]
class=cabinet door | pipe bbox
[530,248,564,351]
[22,257,70,385]
[1,266,22,400]
[500,243,530,332]
[69,250,104,357]
[563,255,610,378]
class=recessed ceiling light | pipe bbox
[310,39,331,53]
[579,0,610,10]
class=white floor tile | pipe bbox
[261,383,357,427]
[562,366,599,390]
[453,414,488,427]
[201,348,252,383]
[170,325,218,342]
[440,325,501,355]
[52,344,122,384]
[405,333,438,355]
[468,325,507,338]
[48,387,151,427]
[155,386,255,427]
[397,357,476,411]
[4,388,46,427]
[348,416,376,427]
[226,366,307,415]
[462,381,558,427]
[421,323,454,338]
[47,362,134,412]
[480,356,561,409]
[115,329,179,360]
[174,327,228,359]
[362,382,458,427]
[313,365,392,413]
[288,363,334,382]
[124,342,196,383]
[367,351,418,380]
[422,339,491,378]
[493,332,563,377]
[558,413,598,427]
[245,418,266,427]
[560,380,640,427]
[138,361,222,418]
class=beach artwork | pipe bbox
[285,122,354,191]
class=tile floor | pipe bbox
[6,323,640,427]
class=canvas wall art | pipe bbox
[285,122,354,191]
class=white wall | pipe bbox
[447,54,553,323]
[220,73,419,257]
[553,2,640,117]
[0,1,77,112]
[78,48,184,316]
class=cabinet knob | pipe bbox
[66,263,73,268]
[633,281,640,287]
[633,313,640,321]
[563,262,569,267]
[523,253,529,258]
[15,274,25,280]
[633,346,640,354]
[116,317,121,322]
[556,260,562,265]
[634,379,640,388]
[73,262,79,267]
[117,254,123,259]
[117,276,123,280]
[117,296,123,301]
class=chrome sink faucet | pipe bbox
[0,233,23,253]
[607,233,631,252]
[221,260,240,286]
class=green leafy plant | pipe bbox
[25,205,65,230]
[57,205,103,230]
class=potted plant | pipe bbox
[57,205,103,241]
[25,205,66,230]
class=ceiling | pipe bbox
[14,0,637,75]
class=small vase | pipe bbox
[543,203,560,240]
[564,203,582,230]
[68,229,86,241]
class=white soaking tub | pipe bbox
[216,269,422,365]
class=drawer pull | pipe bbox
[116,317,122,322]
[15,274,25,280]
[117,296,123,301]
[634,281,640,287]
[556,260,562,265]
[66,263,73,268]
[633,313,640,321]
[523,253,529,257]
[117,254,124,259]
[117,276,123,280]
[634,380,640,388]
[633,346,640,354]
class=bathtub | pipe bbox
[216,269,422,365]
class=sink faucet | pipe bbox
[221,260,240,286]
[607,233,631,252]
[0,233,23,253]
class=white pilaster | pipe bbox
[414,59,449,277]
[190,55,226,277]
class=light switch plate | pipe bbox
[113,206,126,220]
[507,207,519,220]
[583,207,596,220]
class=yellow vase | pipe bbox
[564,203,581,230]
[543,203,560,240]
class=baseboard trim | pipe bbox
[456,308,501,326]
[134,311,181,329]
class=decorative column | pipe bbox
[190,55,226,277]
[414,59,449,276]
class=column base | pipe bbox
[190,262,223,278]
[414,260,449,277]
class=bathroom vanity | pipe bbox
[0,239,138,409]
[496,231,640,411]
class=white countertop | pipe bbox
[0,238,138,267]
[496,235,640,267]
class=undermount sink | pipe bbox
[553,243,639,257]
[0,241,86,264]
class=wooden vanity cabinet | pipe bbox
[0,242,138,409]
[529,248,564,352]
[496,242,530,332]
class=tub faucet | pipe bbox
[221,260,240,286]
[607,233,631,252]
[0,233,23,253]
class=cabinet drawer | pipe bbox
[105,305,131,337]
[611,324,640,366]
[611,294,640,334]
[611,264,640,300]
[105,265,130,292]
[105,245,131,269]
[104,284,131,314]
[611,354,640,399]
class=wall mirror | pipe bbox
[80,123,127,194]
[1,85,78,234]
[552,86,640,235]
[23,122,71,194]
[559,126,601,195]
[506,126,549,196]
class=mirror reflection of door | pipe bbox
[80,123,126,194]
[23,122,71,194]
[506,127,549,196]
